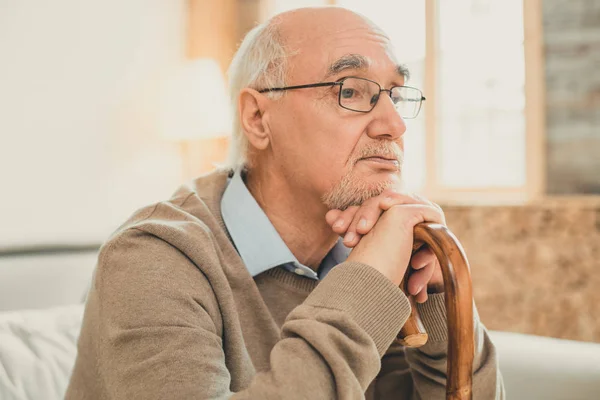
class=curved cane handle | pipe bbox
[396,223,475,400]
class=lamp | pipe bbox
[160,58,231,180]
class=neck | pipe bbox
[244,164,338,271]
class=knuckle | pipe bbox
[360,197,377,208]
[404,192,428,204]
[407,192,423,202]
[365,196,384,210]
[380,189,412,204]
[385,203,403,216]
[357,203,376,215]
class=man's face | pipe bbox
[265,8,407,210]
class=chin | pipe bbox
[365,169,402,185]
[355,167,403,191]
[321,169,404,211]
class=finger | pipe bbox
[331,206,359,235]
[407,261,436,296]
[344,193,394,246]
[325,209,343,227]
[410,247,436,270]
[406,194,446,225]
[379,191,429,209]
[350,199,385,236]
[345,194,441,246]
[352,191,426,236]
[428,264,445,293]
[385,203,446,227]
[343,231,362,248]
[412,247,445,294]
[340,204,368,246]
[415,288,428,303]
[380,196,446,226]
[404,192,443,212]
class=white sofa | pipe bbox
[1,247,599,400]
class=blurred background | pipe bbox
[1,0,599,353]
[0,1,599,399]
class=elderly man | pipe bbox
[67,6,504,400]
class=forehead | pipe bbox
[278,9,401,82]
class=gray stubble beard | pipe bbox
[321,164,404,211]
[321,141,405,210]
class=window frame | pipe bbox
[422,0,545,205]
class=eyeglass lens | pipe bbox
[339,77,422,118]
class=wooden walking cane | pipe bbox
[397,223,474,400]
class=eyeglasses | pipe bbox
[258,76,426,119]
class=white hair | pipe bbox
[224,20,290,170]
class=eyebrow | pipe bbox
[324,53,411,81]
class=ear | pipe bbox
[238,88,272,151]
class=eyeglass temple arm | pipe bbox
[258,81,341,93]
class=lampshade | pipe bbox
[160,58,231,140]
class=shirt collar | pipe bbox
[220,168,350,278]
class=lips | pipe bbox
[358,156,400,171]
[361,155,397,162]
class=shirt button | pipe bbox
[294,268,305,276]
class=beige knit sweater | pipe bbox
[66,169,504,399]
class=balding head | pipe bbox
[272,6,383,48]
[271,7,408,85]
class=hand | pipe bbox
[325,191,445,303]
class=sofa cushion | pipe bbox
[0,304,84,400]
[490,330,600,400]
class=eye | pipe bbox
[391,94,404,104]
[370,94,379,106]
[341,88,356,99]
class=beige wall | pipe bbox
[0,0,256,246]
[444,202,600,343]
[0,0,188,246]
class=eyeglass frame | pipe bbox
[257,76,426,118]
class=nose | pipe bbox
[365,92,407,141]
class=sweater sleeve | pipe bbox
[66,229,413,400]
[373,293,506,399]
[250,261,413,399]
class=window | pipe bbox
[437,0,526,189]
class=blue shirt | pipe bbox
[220,169,351,280]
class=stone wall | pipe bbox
[543,0,600,194]
[444,203,600,343]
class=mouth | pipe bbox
[358,155,400,169]
[360,154,398,162]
